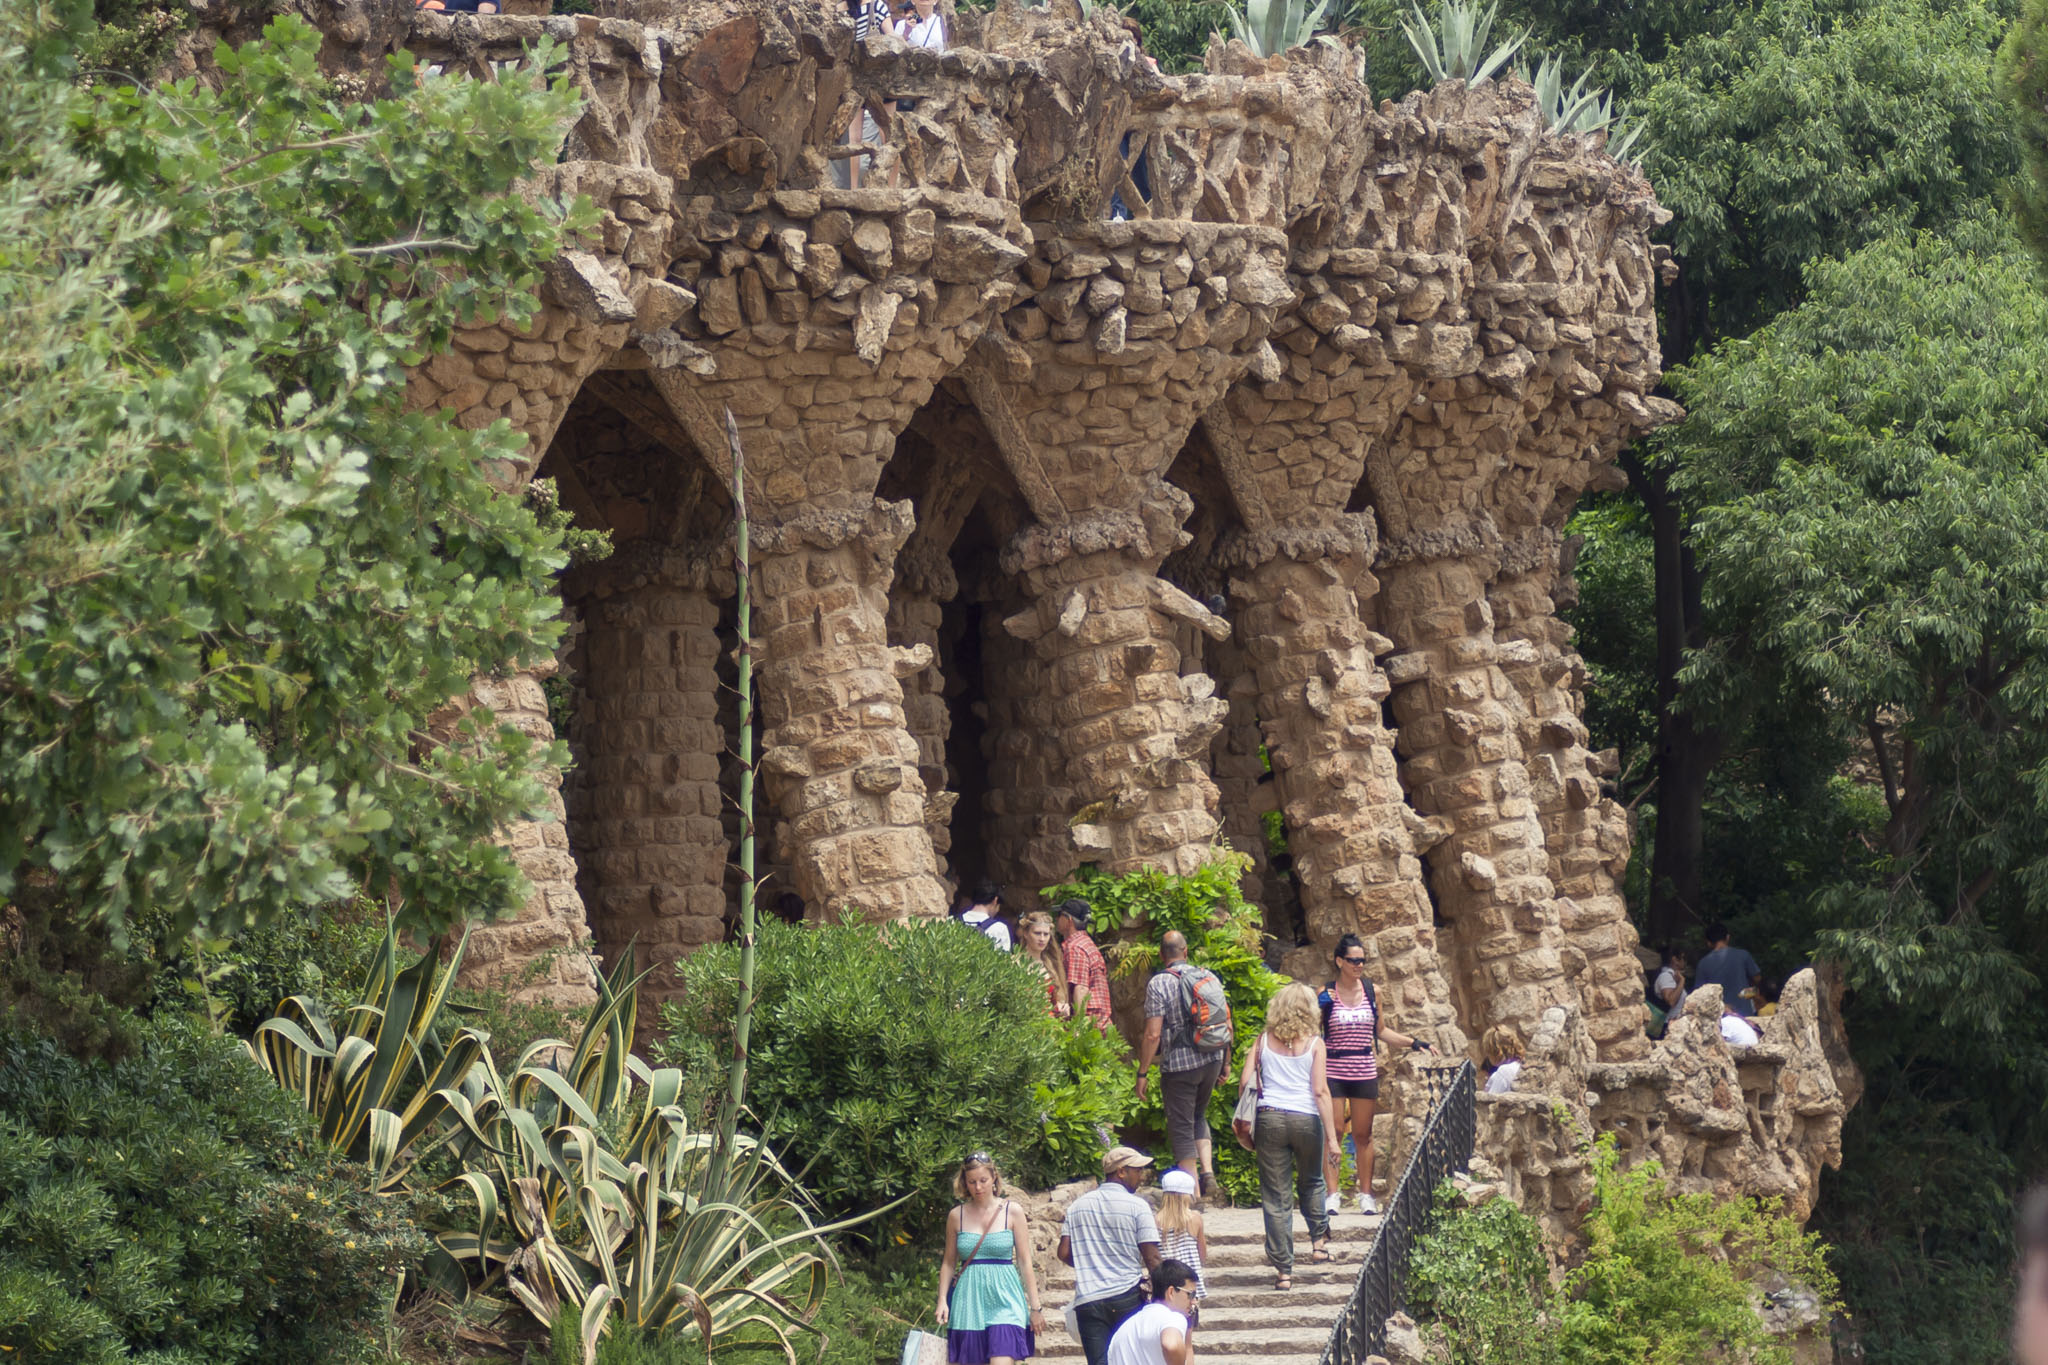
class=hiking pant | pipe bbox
[1255,1107,1330,1274]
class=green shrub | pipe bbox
[1556,1141,1838,1365]
[655,918,1061,1234]
[0,1013,424,1364]
[1404,1140,1842,1365]
[1027,1012,1143,1185]
[1409,1186,1557,1365]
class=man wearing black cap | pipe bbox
[1056,898,1113,1031]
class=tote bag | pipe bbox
[1231,1037,1263,1150]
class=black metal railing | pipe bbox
[1318,1059,1478,1365]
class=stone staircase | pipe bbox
[1033,1202,1380,1364]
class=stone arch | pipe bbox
[543,369,738,1010]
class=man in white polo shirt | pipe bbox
[1059,1147,1162,1365]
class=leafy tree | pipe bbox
[1671,215,2048,1039]
[1659,215,2048,1359]
[0,1,591,953]
[1562,0,2018,942]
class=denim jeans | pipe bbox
[1073,1284,1146,1365]
[1254,1107,1330,1274]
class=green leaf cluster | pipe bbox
[1045,849,1288,1202]
[0,4,593,947]
[0,1012,426,1363]
[1407,1139,1838,1365]
[655,918,1064,1236]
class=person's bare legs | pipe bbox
[846,108,864,188]
[1351,1098,1378,1202]
[1322,1096,1352,1200]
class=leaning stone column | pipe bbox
[1489,532,1647,1059]
[1221,517,1466,1051]
[997,489,1232,880]
[1376,534,1579,1039]
[434,668,601,1006]
[751,500,946,923]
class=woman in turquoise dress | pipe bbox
[935,1154,1044,1364]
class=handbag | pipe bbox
[1231,1037,1263,1151]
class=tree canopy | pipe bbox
[0,1,590,945]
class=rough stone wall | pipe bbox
[258,0,1849,1217]
[1478,969,1851,1239]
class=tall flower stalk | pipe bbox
[722,406,758,1145]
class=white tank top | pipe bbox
[1257,1036,1318,1115]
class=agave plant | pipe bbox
[1525,52,1647,163]
[1401,0,1526,84]
[247,923,494,1190]
[1227,0,1332,59]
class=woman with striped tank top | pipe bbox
[1318,934,1431,1215]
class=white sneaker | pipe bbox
[1323,1193,1342,1216]
[1360,1193,1379,1215]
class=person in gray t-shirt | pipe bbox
[1694,921,1762,1017]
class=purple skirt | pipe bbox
[948,1324,1035,1363]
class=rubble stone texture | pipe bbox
[261,0,1849,1216]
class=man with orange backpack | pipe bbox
[1136,930,1232,1201]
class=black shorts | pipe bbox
[1328,1077,1379,1101]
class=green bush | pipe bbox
[0,1013,425,1364]
[1028,1012,1143,1185]
[655,919,1061,1234]
[1557,1142,1838,1365]
[1409,1187,1557,1365]
[1404,1139,1842,1365]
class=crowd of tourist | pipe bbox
[930,891,1455,1364]
[1645,920,1784,1045]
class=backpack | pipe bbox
[1165,961,1234,1053]
[1317,978,1378,1037]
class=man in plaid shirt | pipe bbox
[1056,899,1114,1031]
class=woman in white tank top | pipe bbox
[1236,982,1340,1289]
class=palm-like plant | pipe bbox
[1227,0,1332,59]
[1401,0,1526,84]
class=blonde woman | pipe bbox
[1019,912,1071,1020]
[937,1153,1044,1364]
[1238,982,1339,1290]
[1155,1169,1207,1334]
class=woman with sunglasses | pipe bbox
[937,1153,1044,1365]
[1318,934,1429,1216]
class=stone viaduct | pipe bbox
[256,0,1848,1220]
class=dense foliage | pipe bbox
[1048,850,1289,1201]
[0,0,588,951]
[1409,1142,1838,1365]
[656,918,1065,1233]
[0,1014,425,1363]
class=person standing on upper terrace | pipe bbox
[1056,899,1114,1031]
[1696,921,1764,1018]
[896,0,947,51]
